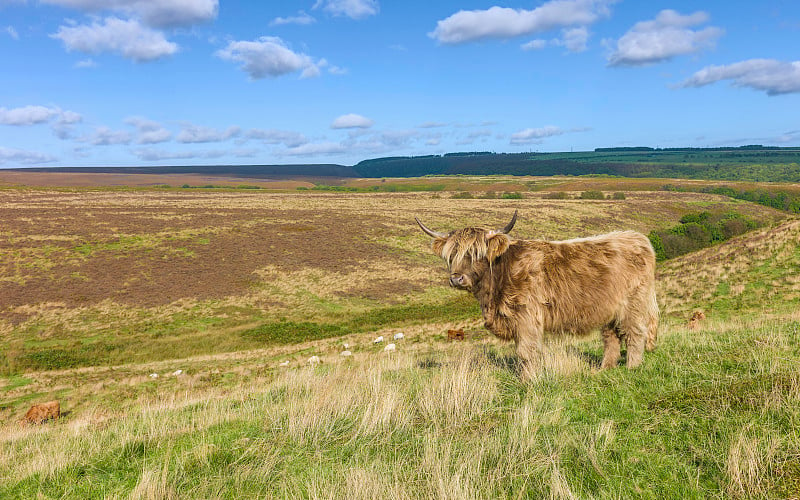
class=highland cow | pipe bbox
[416,211,659,378]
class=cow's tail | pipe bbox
[645,285,659,352]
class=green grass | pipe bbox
[4,295,479,372]
[2,315,799,498]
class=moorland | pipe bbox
[1,172,799,498]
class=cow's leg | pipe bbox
[600,324,621,369]
[645,286,659,352]
[514,315,544,380]
[622,321,647,369]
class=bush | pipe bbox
[651,210,761,260]
[580,190,605,200]
[679,211,710,224]
[648,231,666,261]
[479,191,496,199]
[612,192,626,200]
[543,191,568,200]
[500,192,523,199]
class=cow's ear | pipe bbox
[431,238,447,258]
[486,234,510,261]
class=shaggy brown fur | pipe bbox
[420,218,659,379]
[23,400,60,424]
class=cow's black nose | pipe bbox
[450,274,462,287]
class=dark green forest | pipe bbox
[352,146,800,181]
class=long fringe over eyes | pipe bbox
[437,228,508,270]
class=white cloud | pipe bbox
[215,36,323,79]
[0,146,57,165]
[245,128,308,148]
[467,129,492,139]
[75,58,97,68]
[133,147,255,161]
[607,10,723,67]
[5,26,19,39]
[270,11,316,26]
[417,121,448,128]
[775,130,800,143]
[176,124,240,143]
[0,105,82,127]
[57,110,82,124]
[0,105,60,125]
[280,141,348,156]
[125,116,172,144]
[521,26,589,52]
[41,0,218,28]
[373,130,418,147]
[560,26,589,52]
[430,0,613,44]
[331,113,374,129]
[680,59,800,96]
[50,109,83,139]
[510,126,564,144]
[313,0,378,20]
[51,17,178,62]
[84,126,132,145]
[521,39,548,51]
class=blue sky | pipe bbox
[1,0,799,168]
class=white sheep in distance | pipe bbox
[279,360,290,367]
[393,332,404,340]
[308,356,321,365]
[373,336,384,344]
[384,343,396,352]
[340,350,352,357]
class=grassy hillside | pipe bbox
[1,186,799,498]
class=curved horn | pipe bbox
[415,217,448,239]
[496,210,518,234]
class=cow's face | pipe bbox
[415,212,517,292]
[432,228,511,290]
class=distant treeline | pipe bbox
[594,145,778,152]
[352,147,800,181]
[14,146,800,182]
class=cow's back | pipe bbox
[507,231,655,335]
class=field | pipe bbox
[1,179,799,498]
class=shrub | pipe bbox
[580,190,605,200]
[612,192,626,200]
[500,192,523,199]
[680,211,710,224]
[648,231,666,261]
[543,191,568,200]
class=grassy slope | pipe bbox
[1,191,799,498]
